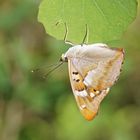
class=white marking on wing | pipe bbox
[75,90,88,97]
[84,70,96,86]
[80,104,86,110]
[106,88,110,93]
[95,91,100,94]
[90,92,95,98]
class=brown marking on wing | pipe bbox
[76,88,109,121]
[68,59,111,121]
[87,87,100,97]
[77,96,96,121]
[73,75,86,91]
[87,87,96,94]
[96,49,124,90]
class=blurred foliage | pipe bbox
[0,0,140,140]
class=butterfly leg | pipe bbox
[81,24,89,45]
[64,22,75,46]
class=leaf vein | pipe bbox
[93,0,110,25]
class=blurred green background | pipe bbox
[0,0,140,140]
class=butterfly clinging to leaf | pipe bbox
[32,23,124,121]
[59,23,124,121]
[60,43,124,121]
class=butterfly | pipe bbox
[60,43,124,121]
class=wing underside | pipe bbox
[67,46,124,121]
[68,59,110,121]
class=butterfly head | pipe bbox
[60,53,68,62]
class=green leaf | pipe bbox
[38,0,137,44]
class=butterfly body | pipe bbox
[61,43,124,121]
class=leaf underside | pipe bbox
[38,0,137,44]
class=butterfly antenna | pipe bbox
[82,24,89,45]
[43,62,64,78]
[31,63,61,73]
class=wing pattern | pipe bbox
[68,59,110,121]
[66,45,124,121]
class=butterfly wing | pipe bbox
[68,59,110,121]
[72,46,124,91]
[67,45,124,121]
